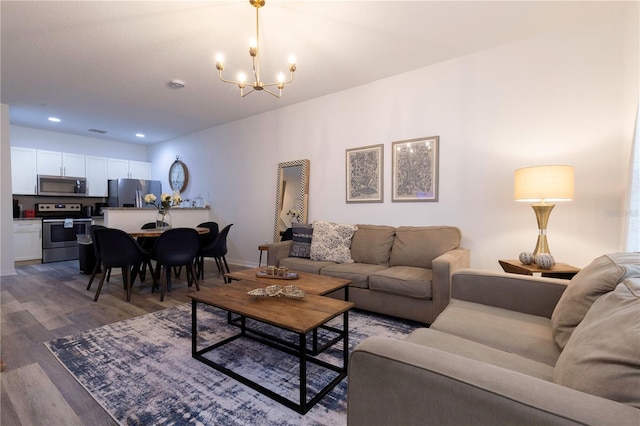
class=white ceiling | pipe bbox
[1,1,622,145]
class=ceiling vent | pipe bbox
[88,128,108,134]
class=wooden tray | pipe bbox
[256,271,299,280]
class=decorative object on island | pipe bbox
[514,165,574,257]
[392,136,439,202]
[169,156,189,193]
[214,0,296,98]
[145,192,182,230]
[346,144,384,203]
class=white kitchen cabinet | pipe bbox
[107,158,130,179]
[13,220,42,261]
[37,150,85,177]
[85,156,108,196]
[128,160,151,179]
[107,158,151,180]
[62,153,86,176]
[11,147,37,195]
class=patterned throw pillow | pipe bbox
[310,220,357,263]
[289,224,313,258]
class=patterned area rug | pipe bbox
[46,303,418,425]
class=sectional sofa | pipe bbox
[347,252,640,425]
[266,222,469,324]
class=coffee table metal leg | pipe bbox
[191,299,197,356]
[299,332,307,414]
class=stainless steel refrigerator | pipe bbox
[107,178,162,208]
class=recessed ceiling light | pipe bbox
[168,79,185,89]
[136,133,145,138]
[48,117,61,122]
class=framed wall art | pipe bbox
[346,144,384,203]
[392,136,439,202]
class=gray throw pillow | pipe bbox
[289,224,313,258]
[551,252,640,348]
[553,278,640,408]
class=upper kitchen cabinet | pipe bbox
[37,150,85,177]
[11,147,37,195]
[85,156,108,197]
[128,160,151,179]
[107,158,151,180]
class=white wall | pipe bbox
[1,104,17,276]
[149,5,638,271]
[10,125,149,161]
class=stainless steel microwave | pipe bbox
[37,175,88,197]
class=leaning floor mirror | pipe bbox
[273,159,310,242]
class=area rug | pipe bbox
[45,303,419,425]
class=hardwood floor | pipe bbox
[0,259,238,425]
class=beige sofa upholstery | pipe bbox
[347,253,640,425]
[266,224,469,324]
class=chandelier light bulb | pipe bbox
[277,73,285,83]
[249,38,257,48]
[238,72,246,83]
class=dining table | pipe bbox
[127,226,210,238]
[127,226,210,292]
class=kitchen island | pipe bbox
[103,207,211,232]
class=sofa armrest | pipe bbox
[348,337,640,426]
[266,241,292,266]
[451,269,569,318]
[431,248,470,319]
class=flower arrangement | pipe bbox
[144,192,181,212]
[287,209,301,223]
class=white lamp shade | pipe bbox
[514,165,574,202]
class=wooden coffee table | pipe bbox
[225,268,352,354]
[225,267,351,298]
[188,280,354,414]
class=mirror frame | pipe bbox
[273,159,310,242]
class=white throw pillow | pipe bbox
[310,220,356,263]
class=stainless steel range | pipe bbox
[36,203,92,263]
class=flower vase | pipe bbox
[155,209,171,230]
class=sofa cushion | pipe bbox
[279,257,336,274]
[553,278,640,408]
[389,226,461,268]
[432,299,561,366]
[289,223,313,258]
[369,266,433,299]
[551,252,640,348]
[350,224,396,266]
[405,328,554,381]
[320,263,388,289]
[310,220,356,263]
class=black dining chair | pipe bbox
[194,221,219,278]
[197,224,233,282]
[137,222,161,282]
[86,224,109,291]
[92,227,152,302]
[150,228,200,302]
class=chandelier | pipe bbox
[215,0,296,98]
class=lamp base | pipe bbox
[530,203,555,257]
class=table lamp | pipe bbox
[514,165,574,257]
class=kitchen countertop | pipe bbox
[103,207,210,210]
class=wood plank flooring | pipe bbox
[0,259,239,425]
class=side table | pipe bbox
[258,244,269,267]
[499,259,580,280]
